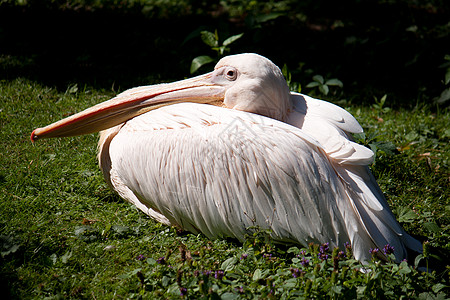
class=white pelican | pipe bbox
[31,53,422,262]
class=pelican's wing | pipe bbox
[287,93,422,261]
[101,103,377,258]
[288,93,373,165]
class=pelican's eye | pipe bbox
[224,67,238,81]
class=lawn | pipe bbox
[1,66,449,300]
[1,1,449,299]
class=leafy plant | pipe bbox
[353,131,397,162]
[435,54,450,104]
[305,74,343,96]
[116,236,447,299]
[219,0,287,27]
[0,234,21,257]
[281,64,301,93]
[190,30,244,74]
[372,94,391,114]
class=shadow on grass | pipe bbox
[1,1,449,105]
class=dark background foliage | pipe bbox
[1,0,449,105]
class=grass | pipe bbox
[0,76,449,299]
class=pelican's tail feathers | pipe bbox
[335,163,422,262]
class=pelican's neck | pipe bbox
[285,93,306,128]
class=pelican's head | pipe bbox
[213,54,291,120]
[31,53,292,141]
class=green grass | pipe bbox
[1,78,449,299]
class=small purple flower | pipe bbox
[383,244,395,255]
[300,257,310,267]
[263,253,272,258]
[300,250,307,256]
[344,242,351,250]
[337,251,345,259]
[290,268,304,278]
[319,253,329,260]
[235,286,244,294]
[179,287,187,296]
[369,248,379,255]
[136,254,146,261]
[204,270,212,276]
[214,270,224,280]
[240,253,248,260]
[319,243,330,260]
[319,243,329,253]
[156,256,166,264]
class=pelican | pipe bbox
[31,53,421,262]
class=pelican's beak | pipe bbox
[31,72,225,141]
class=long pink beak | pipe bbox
[31,72,225,141]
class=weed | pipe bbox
[372,94,391,114]
[282,64,301,93]
[189,30,244,74]
[435,54,450,104]
[305,74,343,96]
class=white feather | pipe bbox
[98,103,420,263]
